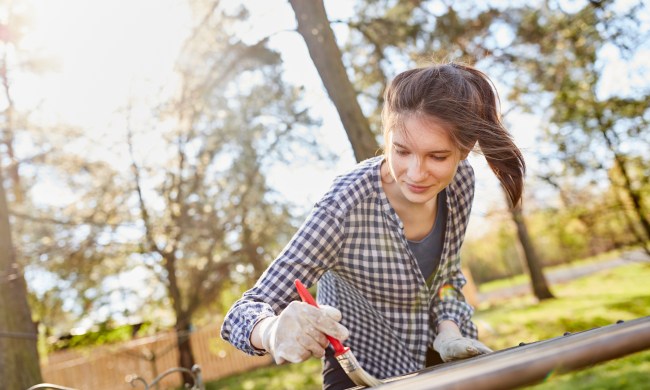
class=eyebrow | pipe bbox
[393,142,452,154]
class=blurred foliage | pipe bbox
[45,321,154,353]
[462,216,524,283]
[3,0,323,372]
[462,172,647,284]
[501,0,650,248]
[7,0,320,334]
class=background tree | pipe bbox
[0,0,51,386]
[289,0,379,161]
[0,1,325,381]
[504,0,649,253]
[0,162,41,389]
[121,1,320,376]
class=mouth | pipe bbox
[406,183,430,194]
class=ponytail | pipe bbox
[459,63,525,206]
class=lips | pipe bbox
[406,183,430,194]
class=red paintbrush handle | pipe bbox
[294,279,348,355]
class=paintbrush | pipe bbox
[295,279,383,387]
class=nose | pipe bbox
[407,157,427,182]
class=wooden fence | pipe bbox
[40,322,273,390]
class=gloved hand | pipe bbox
[433,321,492,362]
[252,301,349,364]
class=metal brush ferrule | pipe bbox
[335,352,361,371]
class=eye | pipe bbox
[394,148,409,156]
[430,155,448,161]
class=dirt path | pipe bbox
[477,249,650,303]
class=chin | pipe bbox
[403,192,435,204]
[408,197,433,205]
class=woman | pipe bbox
[221,62,525,389]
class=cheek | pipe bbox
[428,160,459,180]
[389,153,407,173]
[442,163,460,182]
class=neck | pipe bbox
[381,163,438,240]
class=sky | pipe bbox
[17,0,189,125]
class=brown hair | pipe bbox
[381,62,525,207]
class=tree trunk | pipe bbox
[0,164,42,390]
[510,202,554,300]
[162,252,196,384]
[133,123,200,383]
[175,315,196,386]
[288,0,379,161]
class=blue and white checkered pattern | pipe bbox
[221,156,478,379]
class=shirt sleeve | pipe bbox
[431,160,478,339]
[220,204,344,355]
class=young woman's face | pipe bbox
[386,115,467,206]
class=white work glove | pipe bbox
[255,301,349,364]
[433,325,492,362]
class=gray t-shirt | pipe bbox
[407,189,447,284]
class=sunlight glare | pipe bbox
[18,0,191,133]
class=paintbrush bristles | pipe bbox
[347,368,384,387]
[336,351,383,387]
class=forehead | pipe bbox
[391,114,456,149]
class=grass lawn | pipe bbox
[475,261,650,390]
[205,358,322,390]
[207,259,650,389]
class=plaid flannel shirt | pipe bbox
[221,156,478,379]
